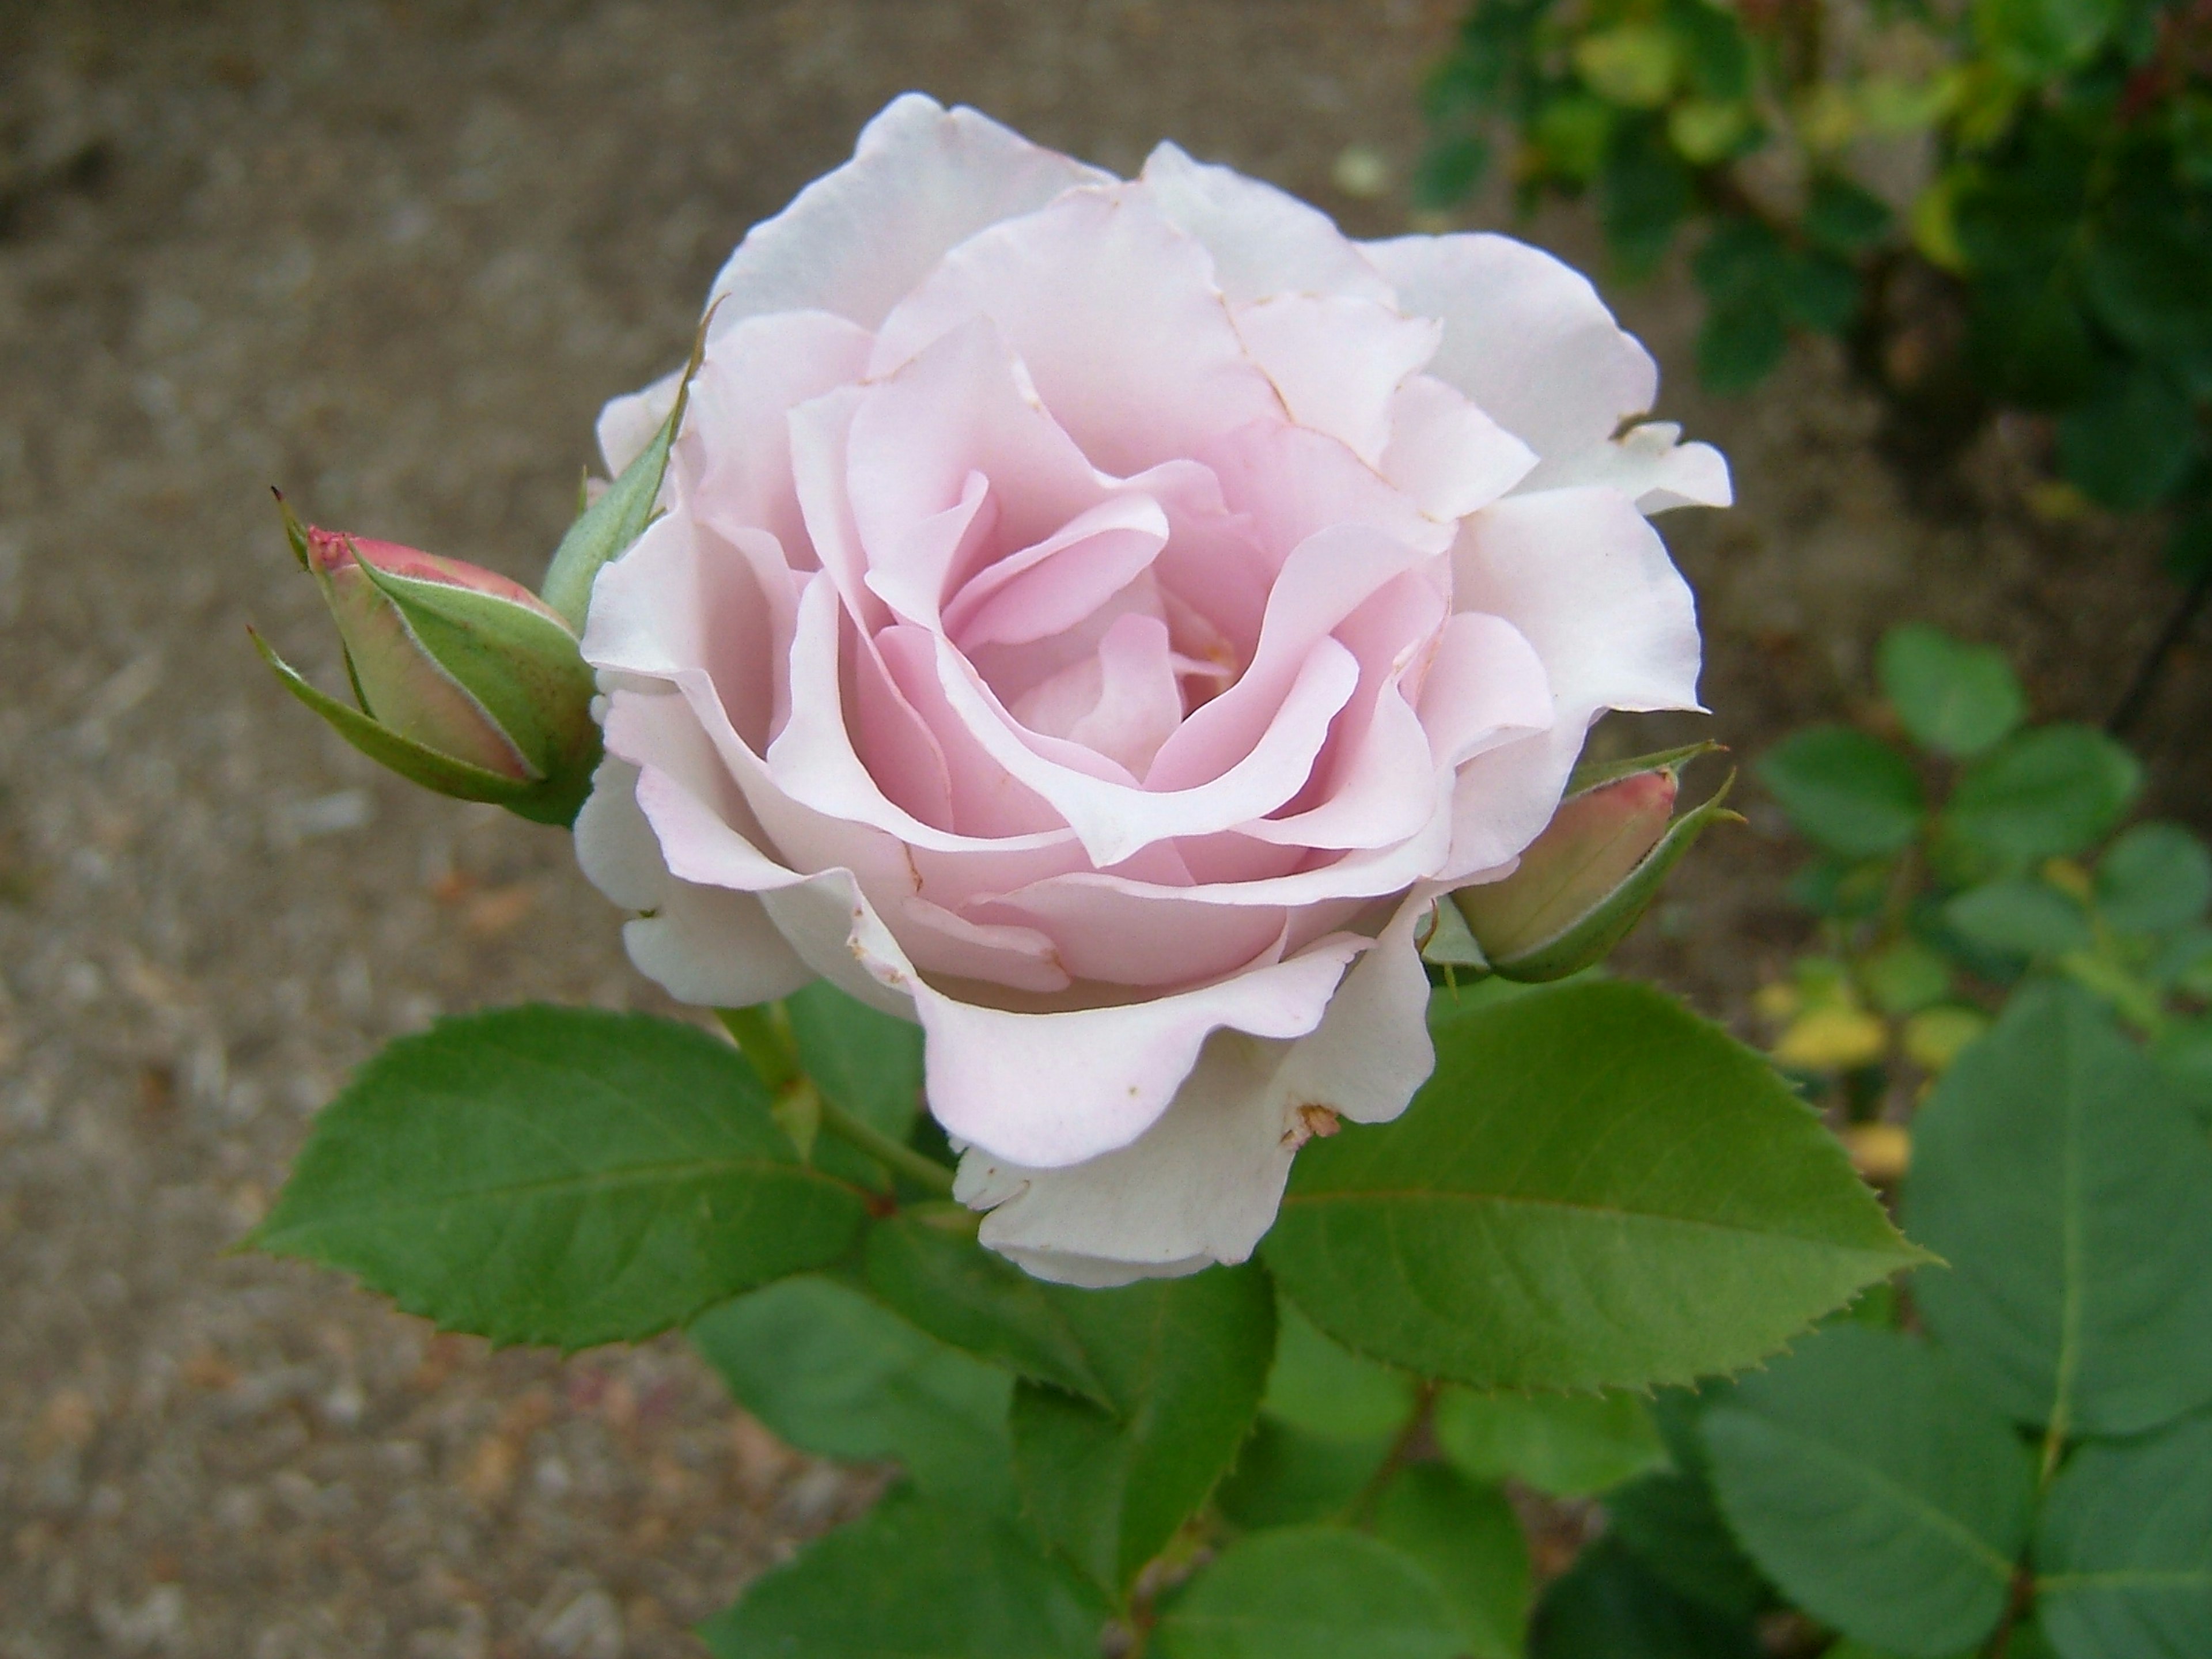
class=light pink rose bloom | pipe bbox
[574,94,1726,1286]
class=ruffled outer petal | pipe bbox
[573,759,813,1007]
[1515,420,1733,513]
[1362,232,1658,461]
[955,895,1435,1285]
[707,93,1111,334]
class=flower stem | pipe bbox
[813,1087,959,1197]
[717,1002,957,1195]
[715,1004,799,1093]
[1345,1380,1438,1525]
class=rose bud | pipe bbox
[251,498,601,826]
[1445,747,1739,982]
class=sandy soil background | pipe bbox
[1,2,2203,1655]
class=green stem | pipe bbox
[814,1088,958,1197]
[716,1004,800,1092]
[718,1002,957,1194]
[1346,1381,1439,1526]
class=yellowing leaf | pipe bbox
[1755,981,1802,1022]
[1574,25,1678,109]
[1797,84,1859,153]
[1903,1006,1990,1073]
[1774,1006,1890,1071]
[1910,176,1968,274]
[1843,1122,1912,1183]
[1668,100,1751,164]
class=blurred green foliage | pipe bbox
[1421,0,2212,573]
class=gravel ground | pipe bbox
[1,2,2203,1656]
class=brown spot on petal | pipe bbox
[1281,1103,1342,1150]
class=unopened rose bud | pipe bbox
[251,497,601,826]
[1447,748,1738,983]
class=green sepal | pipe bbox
[249,628,584,823]
[540,309,713,631]
[1483,772,1739,983]
[1565,740,1724,798]
[1419,892,1492,970]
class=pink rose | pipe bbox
[574,94,1725,1285]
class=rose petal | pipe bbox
[1139,142,1395,306]
[946,495,1171,649]
[1516,420,1733,513]
[681,310,876,562]
[574,757,815,1006]
[706,93,1111,334]
[1380,374,1539,520]
[1415,609,1556,769]
[870,185,1283,475]
[1363,232,1658,460]
[955,894,1435,1283]
[583,510,786,751]
[956,1032,1301,1285]
[918,929,1365,1166]
[1453,486,1703,719]
[936,626,1361,868]
[1232,293,1440,468]
[1147,521,1434,793]
[597,366,682,478]
[847,319,1108,622]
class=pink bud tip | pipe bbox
[306,525,559,617]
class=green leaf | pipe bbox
[1372,1463,1531,1659]
[1877,623,2027,758]
[1606,1468,1771,1616]
[2033,1410,2212,1659]
[1944,877,2094,957]
[1906,980,2212,1437]
[1665,0,1752,102]
[1860,938,1955,1016]
[2153,1017,2212,1126]
[1805,175,1896,255]
[700,1487,1105,1659]
[1600,120,1691,278]
[2084,208,2212,376]
[1697,300,1789,393]
[253,1007,869,1348]
[1215,1418,1395,1529]
[688,1275,1014,1514]
[1531,1534,1762,1659]
[1433,1387,1668,1498]
[1778,249,1862,336]
[1692,219,1793,394]
[1947,726,2143,868]
[1702,1325,2036,1657]
[1263,1298,1417,1441]
[1758,726,1925,858]
[1153,1527,1467,1659]
[1972,0,2123,79]
[1010,1264,1275,1592]
[2157,927,2212,998]
[2058,363,2202,512]
[1266,982,1922,1392]
[862,1211,1111,1405]
[2097,822,2212,936]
